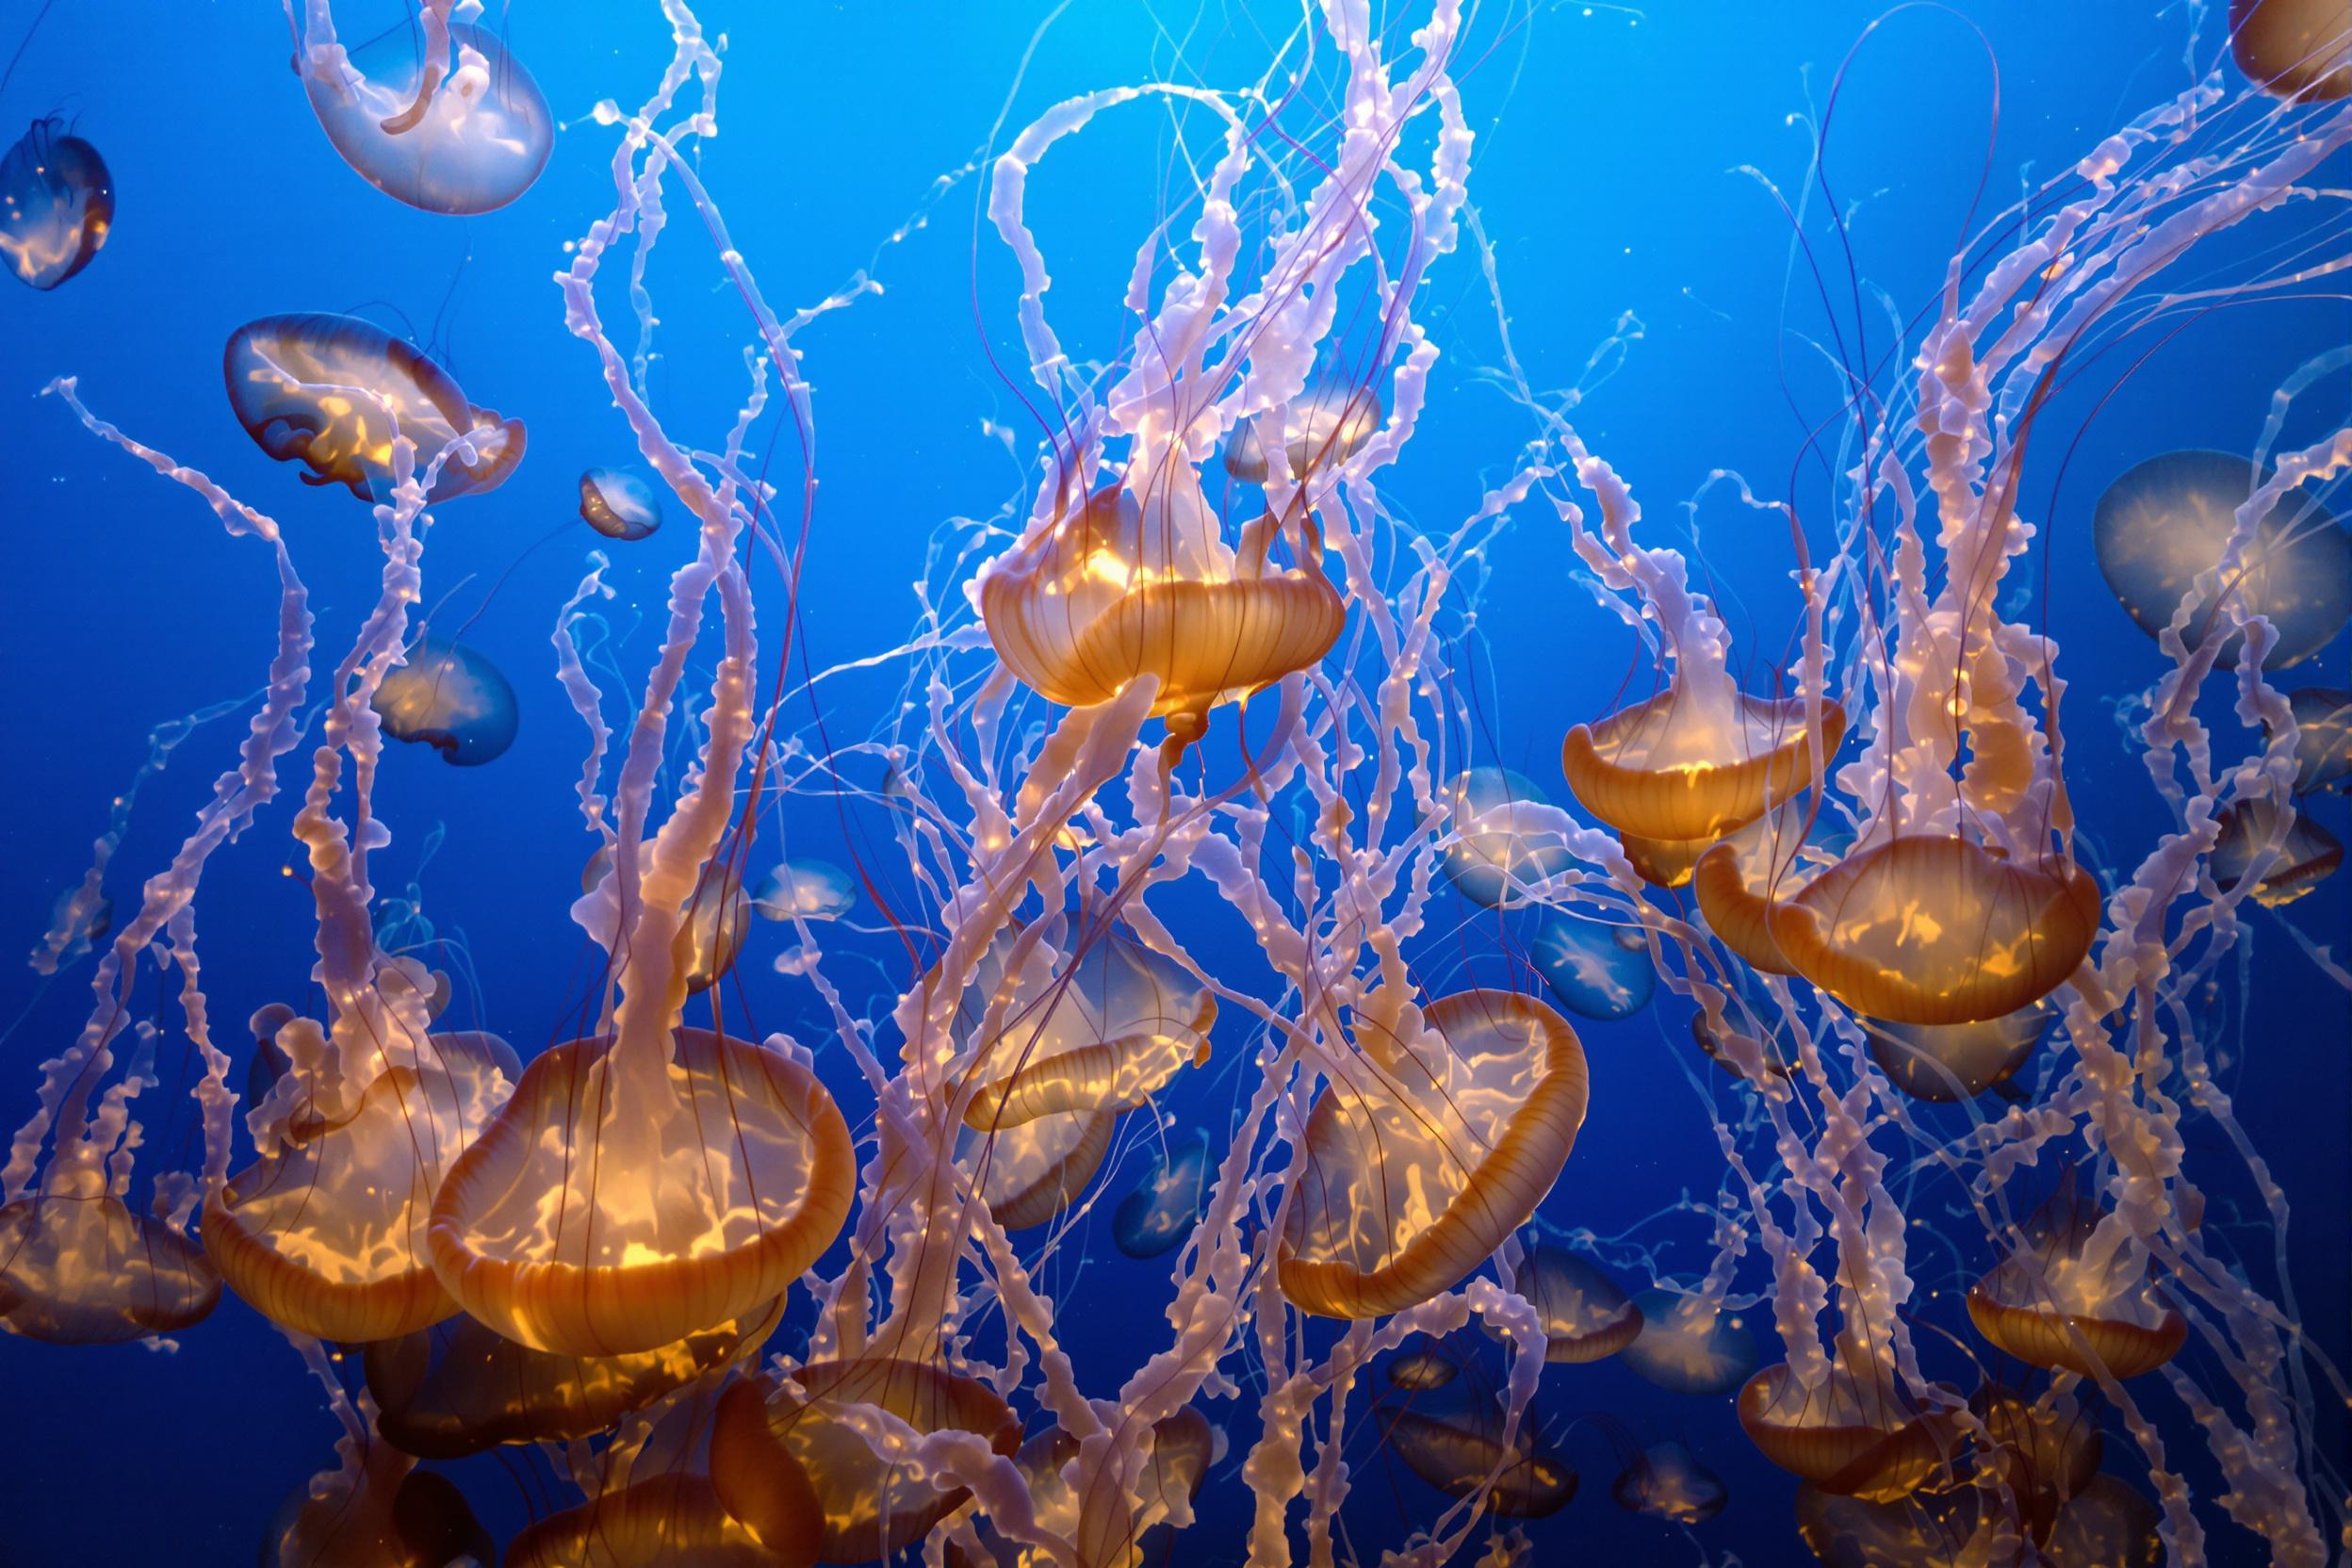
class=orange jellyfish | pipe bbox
[1278,989,1590,1320]
[1502,1245,1643,1364]
[1691,801,1842,975]
[372,638,518,766]
[1378,1383,1578,1519]
[0,1166,219,1343]
[1967,1172,2187,1380]
[1737,1345,1956,1502]
[2271,686,2352,793]
[224,313,526,504]
[263,1438,494,1568]
[583,847,755,995]
[2211,797,2344,906]
[1618,1288,1759,1396]
[292,3,553,215]
[966,1105,1120,1232]
[1611,1440,1727,1525]
[204,1024,518,1342]
[507,1473,784,1568]
[1221,381,1383,486]
[709,1357,1021,1563]
[0,117,112,290]
[2230,0,2352,100]
[1861,1002,2054,1103]
[1969,1381,2101,1546]
[1561,678,1845,845]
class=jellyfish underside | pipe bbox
[507,1475,779,1568]
[301,22,554,216]
[372,638,518,766]
[2276,686,2352,792]
[1969,1382,2102,1545]
[1794,1473,2161,1568]
[0,1170,219,1344]
[580,466,664,541]
[752,859,857,923]
[1967,1178,2187,1380]
[1737,1354,1957,1502]
[1561,690,1845,843]
[1221,380,1381,485]
[2212,797,2344,907]
[1862,1003,2054,1103]
[1612,1440,1727,1524]
[0,118,113,290]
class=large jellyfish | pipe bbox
[0,116,112,290]
[1966,1172,2188,1381]
[2230,0,2352,101]
[371,637,518,765]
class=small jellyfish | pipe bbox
[1379,1384,1578,1519]
[1388,1344,1463,1391]
[1529,915,1655,1021]
[580,466,663,542]
[751,858,858,923]
[1222,380,1383,484]
[297,13,553,215]
[224,313,525,504]
[1113,1127,1212,1258]
[583,848,753,994]
[0,117,112,290]
[1967,1170,2187,1380]
[1439,767,1574,909]
[2211,796,2344,906]
[2093,448,2351,668]
[1862,1001,2055,1103]
[1502,1245,1644,1363]
[1618,1288,1759,1396]
[2271,686,2352,793]
[371,638,518,765]
[2230,0,2352,101]
[1611,1440,1727,1525]
[1970,1381,2101,1546]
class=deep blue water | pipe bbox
[0,2,2345,1565]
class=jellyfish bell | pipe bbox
[1494,1245,1643,1364]
[1221,380,1383,485]
[2230,0,2352,100]
[1793,1481,1992,1568]
[1112,1126,1212,1259]
[1439,767,1575,909]
[751,858,857,923]
[1528,915,1655,1021]
[1611,1440,1727,1525]
[709,1356,1022,1564]
[0,1161,220,1344]
[1765,835,2102,1026]
[264,1440,496,1568]
[371,638,518,766]
[1388,1344,1464,1391]
[1737,1347,1958,1502]
[508,1473,783,1568]
[964,1105,1119,1231]
[1862,1001,2056,1104]
[2272,686,2352,793]
[2212,796,2344,907]
[1561,685,1846,845]
[1617,830,1708,889]
[1967,1173,2188,1381]
[1278,989,1590,1319]
[2093,449,2352,669]
[1377,1383,1578,1519]
[2040,1474,2164,1567]
[297,15,553,215]
[585,847,754,994]
[580,465,664,542]
[0,117,112,290]
[224,313,526,504]
[1691,800,1841,975]
[1968,1382,2101,1546]
[1618,1288,1759,1396]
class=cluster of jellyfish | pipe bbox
[4,0,2351,1563]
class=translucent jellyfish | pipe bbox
[1113,1127,1212,1259]
[1528,916,1655,1021]
[1861,1002,2055,1103]
[1737,1347,1955,1502]
[223,313,526,504]
[585,848,754,994]
[1439,767,1575,909]
[1618,1288,1759,1396]
[263,1441,495,1568]
[0,1167,220,1343]
[428,1027,855,1355]
[2040,1475,2164,1567]
[507,1475,778,1568]
[1691,801,1840,975]
[2230,0,2352,100]
[1794,1474,2161,1568]
[2093,449,2352,669]
[2271,685,2352,792]
[205,1026,518,1342]
[370,638,518,766]
[1765,835,2102,1026]
[2211,797,2344,906]
[1561,685,1846,844]
[1967,1171,2186,1380]
[1221,381,1383,485]
[1504,1244,1643,1363]
[1388,1345,1463,1391]
[949,1406,1217,1567]
[365,1296,781,1458]
[1611,1440,1727,1525]
[751,858,858,923]
[709,1356,1022,1563]
[580,465,664,542]
[0,117,112,290]
[292,6,553,215]
[1378,1383,1578,1519]
[1278,990,1590,1318]
[1969,1382,2101,1546]
[968,1105,1119,1231]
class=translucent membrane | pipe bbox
[1561,693,1845,842]
[1611,1440,1727,1524]
[580,466,664,542]
[371,638,518,766]
[1529,916,1656,1021]
[1379,1384,1578,1518]
[1221,381,1383,485]
[2212,798,2344,907]
[1970,1382,2101,1545]
[751,859,857,923]
[1112,1127,1211,1258]
[709,1357,1021,1563]
[2092,448,2352,668]
[965,1107,1118,1231]
[949,1406,1216,1568]
[1737,1354,1955,1501]
[0,118,112,290]
[1439,767,1575,910]
[1794,1473,2161,1567]
[584,849,754,994]
[1501,1245,1643,1363]
[205,1031,516,1343]
[224,313,525,504]
[1387,1345,1462,1390]
[1279,990,1590,1319]
[1967,1177,2186,1380]
[0,1172,218,1343]
[1618,1288,1759,1396]
[1691,802,1838,975]
[2272,686,2352,792]
[1861,1002,2054,1103]
[263,1444,494,1568]
[302,23,553,215]
[506,1476,781,1568]
[2230,0,2352,100]
[428,1028,855,1356]
[978,470,1345,721]
[365,1297,781,1459]
[1767,837,2101,1026]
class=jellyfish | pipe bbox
[0,1169,220,1343]
[1112,1127,1211,1259]
[2093,449,2352,669]
[1438,767,1575,909]
[1377,1383,1578,1519]
[1500,1245,1643,1364]
[0,117,112,290]
[751,858,858,923]
[584,847,754,994]
[1968,1382,2101,1546]
[1610,1440,1727,1525]
[1794,1472,2160,1568]
[968,1106,1119,1232]
[2230,0,2352,100]
[709,1356,1022,1563]
[1278,990,1590,1319]
[224,313,526,504]
[580,465,665,542]
[290,1,553,215]
[2039,1475,2164,1567]
[1737,1347,1956,1502]
[2271,686,2352,792]
[1860,1002,2055,1103]
[1528,915,1655,1021]
[2211,796,2344,906]
[508,1474,780,1568]
[1690,801,1841,975]
[263,1439,495,1568]
[1221,380,1383,485]
[1618,1289,1759,1396]
[1560,679,1845,846]
[371,638,518,766]
[1967,1171,2187,1380]
[948,1406,1217,1568]
[1388,1345,1463,1391]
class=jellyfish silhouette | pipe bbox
[1618,1289,1759,1396]
[1222,380,1383,484]
[1378,1383,1578,1518]
[294,8,553,215]
[1967,1170,2187,1380]
[507,1475,776,1568]
[2093,449,2351,669]
[0,117,111,290]
[583,848,754,994]
[263,1443,495,1568]
[1862,1002,2055,1103]
[2212,797,2344,906]
[751,858,857,923]
[580,466,663,542]
[2273,686,2352,793]
[2230,0,2352,100]
[224,313,525,504]
[0,1165,220,1343]
[1113,1127,1212,1258]
[1794,1472,2159,1567]
[1737,1346,1956,1502]
[1611,1440,1727,1525]
[1529,916,1655,1021]
[1388,1344,1463,1391]
[1970,1381,2102,1546]
[1439,767,1575,909]
[371,638,517,765]
[1501,1245,1643,1363]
